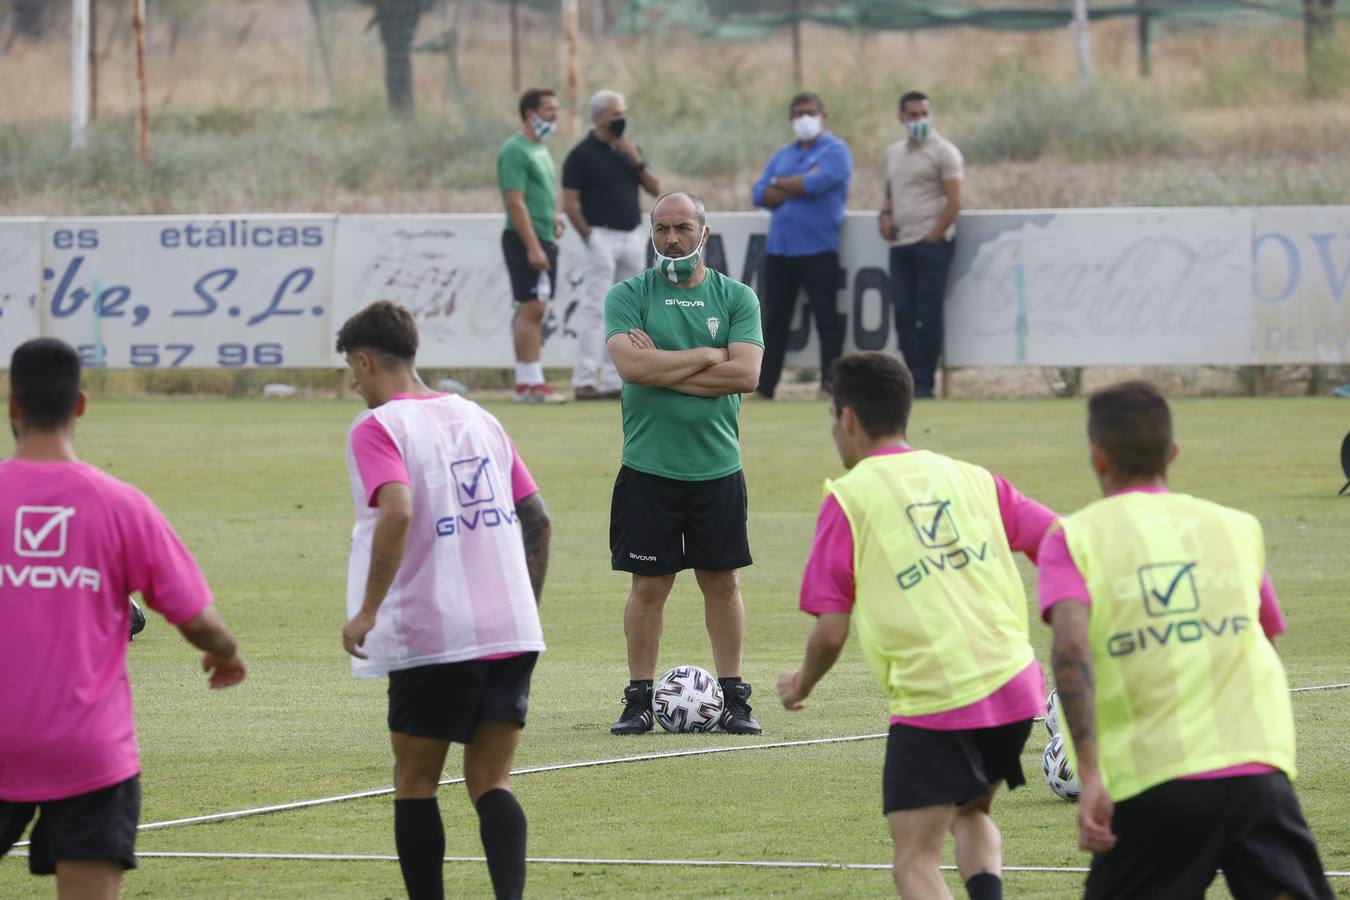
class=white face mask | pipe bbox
[906,117,932,142]
[792,114,823,142]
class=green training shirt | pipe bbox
[497,134,557,240]
[605,267,764,482]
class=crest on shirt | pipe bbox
[706,317,720,339]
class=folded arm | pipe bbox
[668,341,763,397]
[607,332,723,387]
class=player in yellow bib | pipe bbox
[778,353,1059,900]
[1040,381,1332,900]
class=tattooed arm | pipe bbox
[1050,600,1117,853]
[516,492,552,606]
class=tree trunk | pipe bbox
[375,0,423,113]
[13,0,49,39]
[1304,0,1337,96]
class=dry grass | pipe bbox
[1,2,1348,216]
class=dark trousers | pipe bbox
[890,239,954,396]
[757,252,844,397]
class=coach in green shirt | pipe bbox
[604,191,766,736]
[498,87,567,403]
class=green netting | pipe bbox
[615,0,1329,39]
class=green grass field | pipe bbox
[2,395,1347,899]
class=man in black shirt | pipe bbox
[562,90,662,400]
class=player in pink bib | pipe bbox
[337,302,551,900]
[0,338,245,899]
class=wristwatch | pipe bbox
[770,176,781,187]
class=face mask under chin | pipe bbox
[530,113,556,141]
[653,234,705,283]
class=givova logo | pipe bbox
[664,298,705,308]
[5,505,103,592]
[895,499,993,591]
[1107,560,1250,657]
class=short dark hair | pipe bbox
[789,92,825,116]
[335,300,418,363]
[830,353,914,439]
[899,91,930,113]
[1087,381,1173,478]
[651,191,707,228]
[10,338,81,431]
[518,87,556,119]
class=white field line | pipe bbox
[12,681,1348,849]
[5,850,1349,878]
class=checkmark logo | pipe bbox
[1138,561,1200,617]
[905,500,959,548]
[450,457,495,507]
[14,506,77,558]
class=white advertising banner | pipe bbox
[1252,208,1350,365]
[0,219,42,364]
[39,215,335,368]
[944,209,1254,366]
[0,207,1346,368]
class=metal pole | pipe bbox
[510,0,521,92]
[89,0,98,120]
[132,0,150,167]
[71,0,90,149]
[791,0,802,86]
[562,0,579,135]
[1137,0,1151,78]
[1071,0,1094,85]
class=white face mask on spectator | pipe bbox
[792,114,823,142]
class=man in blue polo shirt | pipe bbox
[751,92,852,400]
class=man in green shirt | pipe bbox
[498,87,567,404]
[604,191,766,736]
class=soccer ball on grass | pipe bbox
[652,665,724,733]
[1042,734,1081,802]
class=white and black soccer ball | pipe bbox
[1042,734,1081,802]
[652,665,724,734]
[1045,689,1062,738]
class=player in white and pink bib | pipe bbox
[337,301,550,900]
[0,338,245,899]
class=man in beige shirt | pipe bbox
[880,91,962,399]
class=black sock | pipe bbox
[394,797,444,900]
[965,872,1002,900]
[629,679,653,694]
[476,788,527,900]
[718,677,743,691]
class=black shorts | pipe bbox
[882,719,1032,814]
[0,775,140,875]
[1084,772,1333,900]
[388,652,539,744]
[609,466,752,576]
[501,230,558,303]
